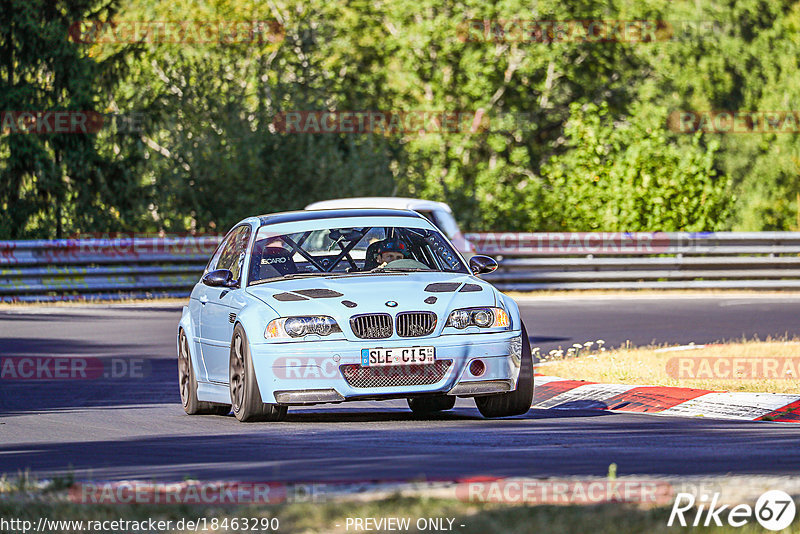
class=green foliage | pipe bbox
[627,0,800,230]
[1,0,798,237]
[0,0,148,238]
[540,102,732,231]
[112,0,399,233]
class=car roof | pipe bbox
[256,208,425,226]
[305,197,453,213]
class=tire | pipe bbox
[178,329,231,415]
[475,322,534,418]
[408,395,456,414]
[229,324,287,422]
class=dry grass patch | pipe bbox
[539,340,800,394]
[507,290,800,298]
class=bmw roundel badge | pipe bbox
[385,301,398,307]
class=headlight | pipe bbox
[472,309,493,327]
[265,316,342,339]
[449,309,471,329]
[446,307,510,330]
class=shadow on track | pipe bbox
[0,337,139,356]
[4,406,800,482]
[0,357,178,416]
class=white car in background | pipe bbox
[305,198,475,256]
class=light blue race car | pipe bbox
[177,208,534,422]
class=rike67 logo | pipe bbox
[669,490,796,530]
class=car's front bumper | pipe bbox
[250,331,523,405]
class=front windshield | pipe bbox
[248,225,467,285]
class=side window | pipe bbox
[206,234,233,274]
[212,226,251,281]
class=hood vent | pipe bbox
[459,283,483,292]
[273,288,344,301]
[424,282,460,293]
[273,292,308,301]
[294,288,343,298]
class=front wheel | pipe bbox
[475,323,534,418]
[178,329,230,415]
[229,324,287,422]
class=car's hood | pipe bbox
[246,272,497,322]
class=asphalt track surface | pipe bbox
[2,294,800,482]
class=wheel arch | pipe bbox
[496,291,523,333]
[177,305,204,378]
[232,296,278,346]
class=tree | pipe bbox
[111,0,400,233]
[0,0,146,238]
[540,102,732,231]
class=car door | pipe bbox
[188,285,209,381]
[189,235,232,383]
[199,224,252,384]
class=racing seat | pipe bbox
[362,241,384,271]
[250,240,298,281]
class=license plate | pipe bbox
[361,347,435,367]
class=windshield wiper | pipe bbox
[368,267,433,273]
[283,272,335,278]
[250,272,330,286]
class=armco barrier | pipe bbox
[2,232,800,301]
[0,236,222,302]
[468,232,800,290]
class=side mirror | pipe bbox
[469,255,498,275]
[202,269,238,288]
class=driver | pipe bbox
[375,239,409,267]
